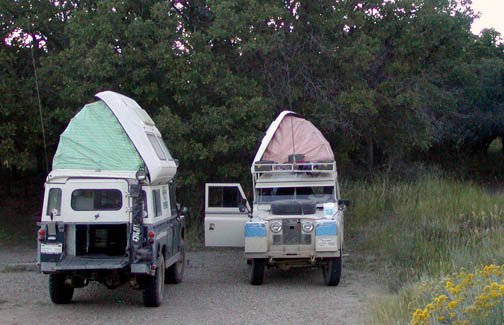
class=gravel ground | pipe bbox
[0,248,382,324]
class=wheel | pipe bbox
[49,273,74,304]
[165,239,185,284]
[250,259,265,285]
[142,254,165,307]
[323,250,342,286]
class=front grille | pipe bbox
[271,219,313,245]
[283,219,301,244]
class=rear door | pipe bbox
[204,183,250,247]
[61,178,130,223]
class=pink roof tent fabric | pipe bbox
[261,114,334,163]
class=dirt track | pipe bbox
[0,248,382,324]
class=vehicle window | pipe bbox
[142,190,148,217]
[208,186,241,208]
[257,186,335,203]
[152,189,162,217]
[158,137,174,160]
[71,189,122,211]
[169,183,177,216]
[46,188,62,216]
[257,188,294,202]
[147,134,166,160]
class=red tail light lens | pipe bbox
[38,229,45,242]
[147,231,155,244]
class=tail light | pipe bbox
[147,231,155,244]
[39,229,45,241]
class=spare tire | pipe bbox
[301,201,316,215]
[271,200,316,215]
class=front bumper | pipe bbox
[244,220,341,260]
[245,250,340,260]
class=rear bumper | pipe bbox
[40,256,131,273]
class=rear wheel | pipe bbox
[49,273,74,304]
[250,259,265,285]
[323,250,342,286]
[165,239,185,284]
[142,254,165,307]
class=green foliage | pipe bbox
[2,0,504,221]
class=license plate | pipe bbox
[317,238,337,248]
[41,243,63,254]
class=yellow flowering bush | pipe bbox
[410,264,504,325]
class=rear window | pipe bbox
[71,189,122,211]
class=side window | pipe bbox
[158,137,174,160]
[169,183,177,216]
[152,189,162,217]
[142,190,148,217]
[208,186,241,208]
[71,189,122,211]
[147,134,166,160]
[46,188,62,216]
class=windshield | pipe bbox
[257,186,335,204]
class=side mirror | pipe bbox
[239,198,250,216]
[338,199,350,209]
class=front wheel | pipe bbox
[142,254,165,307]
[166,239,185,284]
[49,273,74,304]
[323,250,342,286]
[250,259,265,285]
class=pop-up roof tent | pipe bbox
[252,111,334,169]
[49,91,177,184]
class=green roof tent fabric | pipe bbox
[52,100,143,171]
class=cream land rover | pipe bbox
[204,111,348,285]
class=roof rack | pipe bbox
[252,161,336,175]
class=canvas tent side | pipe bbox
[251,111,334,170]
[49,91,177,184]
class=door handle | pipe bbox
[94,213,100,219]
[209,223,215,230]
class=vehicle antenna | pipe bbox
[31,43,49,173]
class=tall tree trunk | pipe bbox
[367,134,374,170]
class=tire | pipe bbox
[49,273,74,304]
[165,239,185,284]
[323,250,342,286]
[142,254,165,307]
[250,259,265,285]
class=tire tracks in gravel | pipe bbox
[0,247,384,324]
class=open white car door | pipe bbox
[204,183,250,247]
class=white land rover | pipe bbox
[37,91,185,307]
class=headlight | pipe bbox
[270,221,282,233]
[302,221,314,232]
